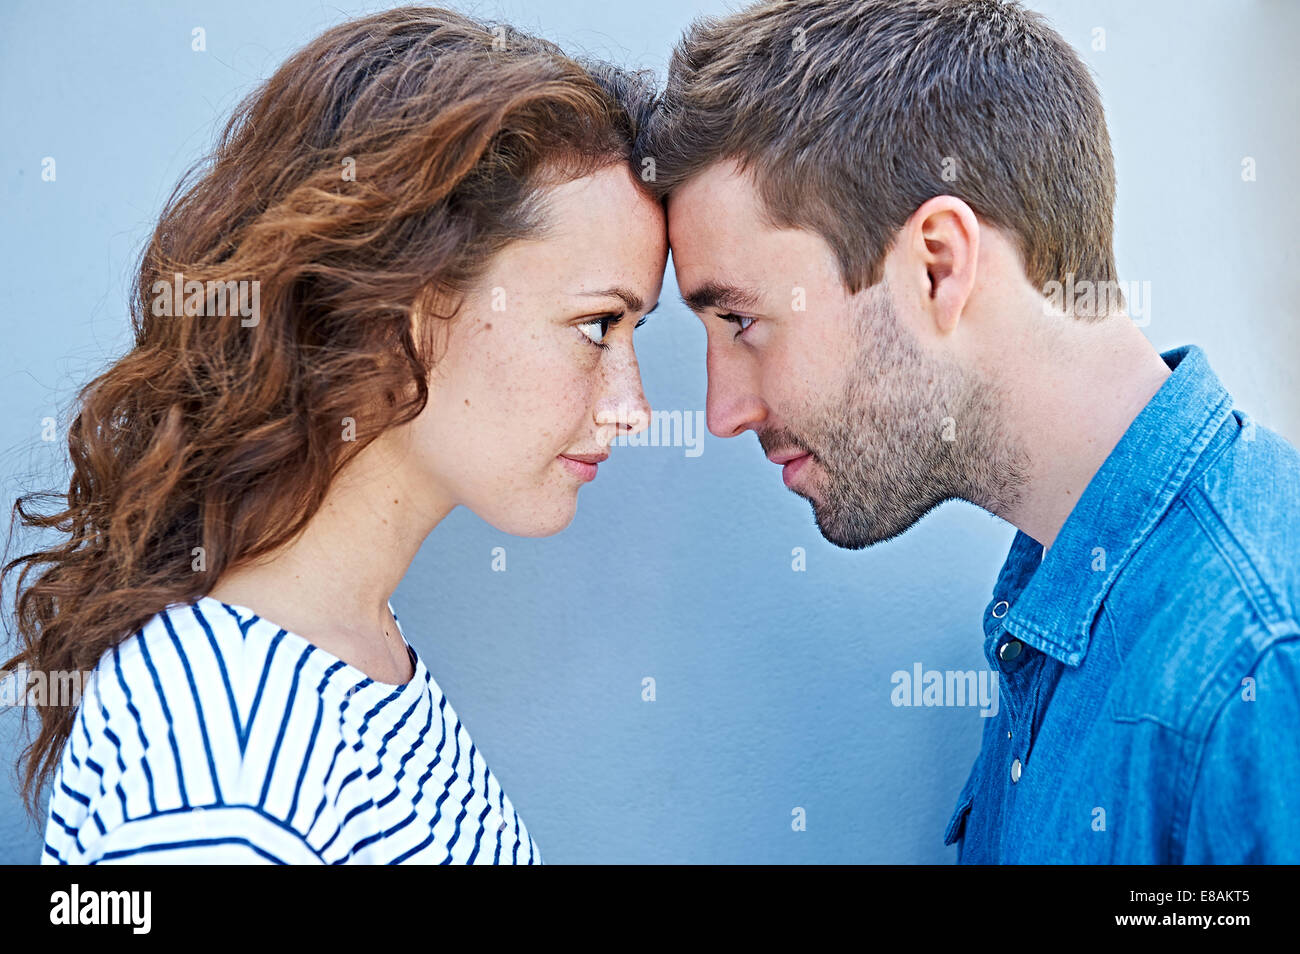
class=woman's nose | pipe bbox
[596,356,652,439]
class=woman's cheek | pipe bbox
[519,342,594,432]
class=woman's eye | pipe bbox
[577,316,615,347]
[578,312,643,349]
[719,313,756,337]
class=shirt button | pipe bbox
[1010,758,1023,783]
[991,600,1010,619]
[998,639,1024,662]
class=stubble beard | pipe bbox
[769,283,1030,550]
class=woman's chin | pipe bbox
[480,498,578,538]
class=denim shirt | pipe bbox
[945,344,1300,863]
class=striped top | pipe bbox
[41,595,542,864]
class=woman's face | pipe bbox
[406,161,666,536]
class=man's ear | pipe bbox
[901,195,979,335]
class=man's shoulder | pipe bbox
[1118,412,1300,636]
[1180,413,1300,632]
[1102,415,1300,736]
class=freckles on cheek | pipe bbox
[544,374,598,451]
[462,319,598,453]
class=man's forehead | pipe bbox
[668,209,791,293]
[669,222,783,311]
[668,192,770,270]
[666,161,831,302]
[668,162,764,224]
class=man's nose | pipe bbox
[705,344,766,439]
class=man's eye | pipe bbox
[718,313,756,337]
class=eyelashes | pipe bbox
[578,313,649,350]
[717,312,756,338]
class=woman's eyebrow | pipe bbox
[575,286,658,315]
[575,286,642,311]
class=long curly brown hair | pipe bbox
[2,5,655,821]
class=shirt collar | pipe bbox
[985,344,1235,666]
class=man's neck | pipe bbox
[993,313,1172,549]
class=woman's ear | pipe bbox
[414,282,462,368]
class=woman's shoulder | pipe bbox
[97,595,436,734]
[89,597,376,781]
[99,595,348,709]
[46,596,360,863]
[83,596,344,758]
[103,594,248,666]
[76,596,371,798]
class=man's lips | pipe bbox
[765,450,808,465]
[766,449,813,488]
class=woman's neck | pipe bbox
[208,434,454,683]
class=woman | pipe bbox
[4,6,664,863]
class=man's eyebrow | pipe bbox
[681,281,760,314]
[575,286,647,313]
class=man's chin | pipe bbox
[810,496,926,550]
[810,503,877,551]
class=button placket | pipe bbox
[984,594,1035,805]
[983,632,1027,727]
[1001,635,1042,791]
[989,601,1030,791]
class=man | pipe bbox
[639,0,1300,862]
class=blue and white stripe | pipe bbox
[42,595,541,864]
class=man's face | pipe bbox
[668,160,1011,548]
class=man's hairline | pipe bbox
[663,153,902,302]
[661,152,1053,313]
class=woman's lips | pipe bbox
[559,454,602,481]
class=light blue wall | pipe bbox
[1,0,1295,862]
